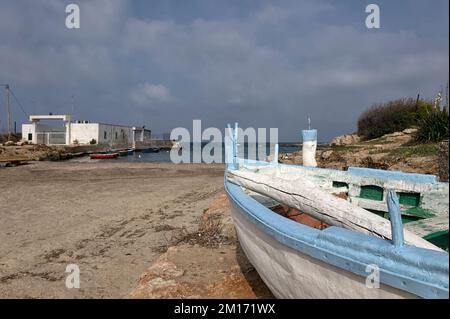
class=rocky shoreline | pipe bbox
[279,129,449,181]
[129,194,273,299]
[0,140,174,163]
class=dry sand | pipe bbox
[0,161,231,298]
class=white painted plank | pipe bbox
[404,216,449,238]
[227,169,442,251]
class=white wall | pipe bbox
[69,123,99,145]
[98,124,133,148]
[22,122,136,147]
[22,123,66,144]
[21,124,36,143]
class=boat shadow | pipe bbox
[235,241,275,299]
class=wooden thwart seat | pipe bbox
[404,216,449,238]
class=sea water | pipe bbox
[116,143,300,163]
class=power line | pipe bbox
[1,84,29,117]
[0,84,29,137]
[53,94,75,113]
[9,87,29,118]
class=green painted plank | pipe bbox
[332,181,348,188]
[360,185,384,201]
[404,216,449,237]
[405,207,436,218]
[423,231,449,251]
[398,192,421,207]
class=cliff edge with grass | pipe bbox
[280,96,449,182]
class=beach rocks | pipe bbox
[321,150,334,160]
[283,127,442,176]
[438,140,449,182]
[330,134,360,146]
[129,244,272,298]
[403,128,418,135]
[378,129,416,144]
[385,132,404,138]
[129,193,273,299]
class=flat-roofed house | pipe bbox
[21,115,151,148]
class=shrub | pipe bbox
[415,110,449,143]
[89,139,97,145]
[357,98,432,140]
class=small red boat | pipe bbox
[90,153,119,160]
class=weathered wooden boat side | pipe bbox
[223,123,449,299]
[228,169,441,251]
[225,178,448,298]
[235,159,449,250]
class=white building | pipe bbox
[21,115,151,148]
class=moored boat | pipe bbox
[90,153,119,159]
[135,147,160,153]
[146,147,160,153]
[224,123,449,299]
[172,141,182,150]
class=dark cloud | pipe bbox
[0,0,448,141]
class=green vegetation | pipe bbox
[330,145,361,152]
[357,98,433,140]
[388,143,439,157]
[0,134,21,143]
[415,109,449,143]
[363,137,392,145]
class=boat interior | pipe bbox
[233,161,449,251]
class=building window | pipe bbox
[104,131,107,140]
[115,132,118,139]
[28,133,33,141]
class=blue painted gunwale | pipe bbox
[347,167,438,184]
[224,171,449,298]
[239,158,446,186]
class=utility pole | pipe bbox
[5,84,11,140]
[71,94,74,116]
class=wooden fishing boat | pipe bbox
[135,147,160,153]
[119,150,129,156]
[224,124,448,299]
[90,152,119,159]
[145,147,160,153]
[172,141,182,150]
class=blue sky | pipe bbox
[0,0,448,141]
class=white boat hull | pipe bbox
[231,203,416,299]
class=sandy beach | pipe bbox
[0,161,231,298]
